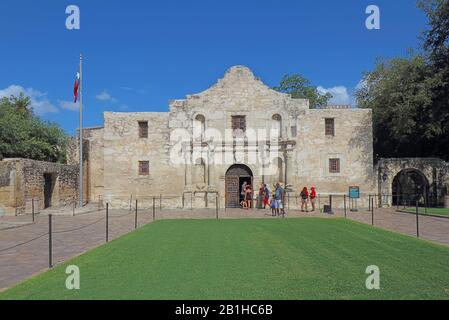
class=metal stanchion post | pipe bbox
[344,194,347,218]
[153,197,155,221]
[371,198,374,226]
[15,197,18,216]
[32,198,35,222]
[425,196,428,215]
[216,193,219,220]
[106,203,109,243]
[135,199,138,229]
[416,200,420,238]
[48,214,52,268]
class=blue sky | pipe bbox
[0,0,428,135]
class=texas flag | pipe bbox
[73,71,80,103]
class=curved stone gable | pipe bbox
[169,65,309,113]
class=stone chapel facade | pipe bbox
[78,66,375,208]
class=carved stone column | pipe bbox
[184,141,193,190]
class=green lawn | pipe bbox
[405,207,449,217]
[2,218,449,300]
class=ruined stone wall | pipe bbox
[0,160,22,215]
[0,159,78,215]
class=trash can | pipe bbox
[256,195,263,209]
[323,205,333,214]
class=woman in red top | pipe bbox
[310,187,317,212]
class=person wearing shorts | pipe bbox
[309,186,317,212]
[274,182,285,216]
[270,196,276,216]
[300,187,309,212]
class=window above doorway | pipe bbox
[231,115,246,137]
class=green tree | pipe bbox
[355,55,438,159]
[419,0,449,160]
[273,74,332,108]
[419,0,449,67]
[0,95,68,163]
[9,92,32,115]
[356,0,449,161]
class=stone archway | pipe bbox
[225,164,253,208]
[377,158,449,207]
[392,169,429,206]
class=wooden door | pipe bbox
[225,175,239,208]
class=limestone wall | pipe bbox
[83,127,104,202]
[292,108,375,195]
[67,127,104,203]
[90,66,376,208]
[0,159,78,215]
[377,158,449,207]
[167,66,375,202]
[102,112,184,207]
[0,160,21,215]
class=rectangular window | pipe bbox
[329,158,340,173]
[231,115,246,137]
[325,118,335,136]
[138,121,148,138]
[138,161,149,175]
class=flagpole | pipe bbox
[79,53,83,207]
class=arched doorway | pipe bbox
[225,164,253,208]
[392,169,429,206]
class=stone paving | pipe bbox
[332,207,449,246]
[1,205,449,291]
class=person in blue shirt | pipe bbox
[274,182,285,217]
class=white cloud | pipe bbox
[317,85,352,105]
[96,90,117,102]
[58,100,79,111]
[0,85,58,114]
